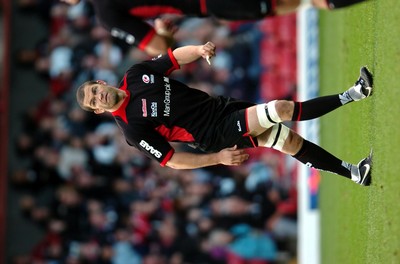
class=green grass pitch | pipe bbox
[318,0,400,263]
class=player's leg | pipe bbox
[256,124,372,185]
[312,0,367,10]
[292,66,373,121]
[246,66,373,135]
[205,0,301,20]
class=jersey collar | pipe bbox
[111,74,130,123]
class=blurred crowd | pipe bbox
[12,0,298,263]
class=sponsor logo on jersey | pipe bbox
[237,120,242,132]
[141,99,147,117]
[139,140,162,158]
[163,77,171,117]
[142,74,150,84]
[110,28,135,44]
[142,74,154,84]
[151,102,157,117]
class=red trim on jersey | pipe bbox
[119,74,128,91]
[160,148,175,167]
[129,6,183,18]
[166,48,180,75]
[296,102,302,121]
[199,0,207,15]
[155,125,195,142]
[244,108,257,147]
[138,29,157,50]
[248,135,257,148]
[112,75,131,123]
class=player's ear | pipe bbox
[94,108,105,114]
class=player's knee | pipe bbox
[256,100,280,129]
[264,124,290,151]
[286,131,303,154]
[275,100,293,120]
[255,100,293,130]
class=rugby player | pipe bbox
[60,0,369,56]
[76,41,373,186]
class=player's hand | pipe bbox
[154,18,178,37]
[217,145,249,166]
[199,41,216,64]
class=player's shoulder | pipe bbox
[124,63,148,79]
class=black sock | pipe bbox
[292,95,343,121]
[326,0,366,9]
[293,140,352,178]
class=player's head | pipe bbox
[59,0,81,5]
[76,80,127,114]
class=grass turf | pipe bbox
[318,0,400,263]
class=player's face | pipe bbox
[59,0,81,5]
[83,82,125,113]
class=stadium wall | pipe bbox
[297,6,321,264]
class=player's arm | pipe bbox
[138,41,216,75]
[172,41,216,66]
[95,6,174,57]
[165,145,249,169]
[144,34,173,57]
[144,18,177,56]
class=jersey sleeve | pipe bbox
[126,128,175,167]
[138,48,180,76]
[94,3,155,50]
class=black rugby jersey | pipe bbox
[111,49,254,166]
